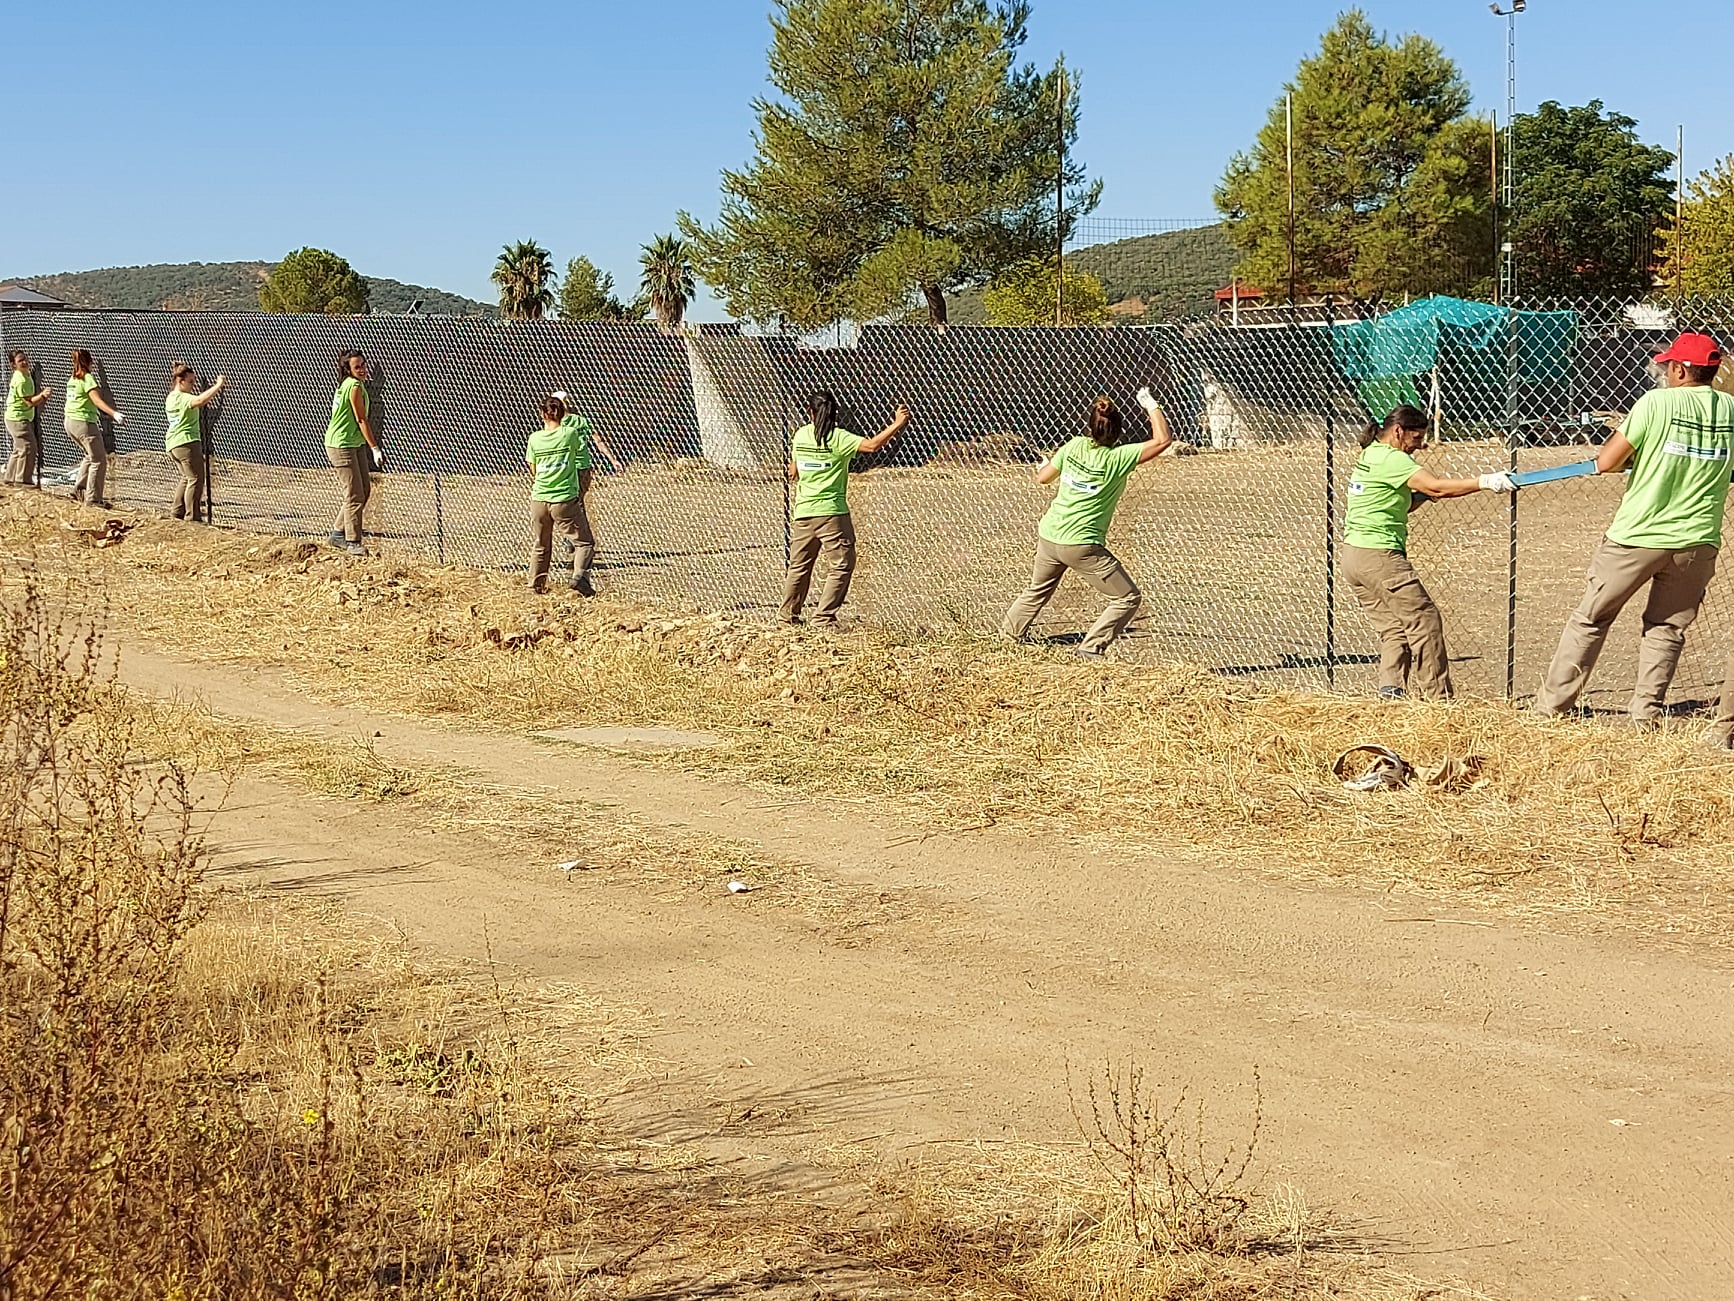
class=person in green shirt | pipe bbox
[525,394,609,595]
[1536,332,1734,725]
[4,351,51,487]
[326,350,382,555]
[546,388,624,595]
[65,349,127,508]
[1341,405,1514,701]
[779,391,910,626]
[163,363,225,521]
[1000,390,1173,659]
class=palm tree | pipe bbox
[492,240,556,320]
[640,234,696,332]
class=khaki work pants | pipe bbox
[1340,545,1454,700]
[1535,538,1719,721]
[1000,537,1143,654]
[327,445,371,543]
[4,418,35,486]
[67,418,106,504]
[169,443,205,520]
[780,512,856,624]
[528,494,596,593]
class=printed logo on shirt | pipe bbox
[796,459,830,472]
[1059,471,1104,495]
[1662,440,1730,461]
[1348,479,1367,494]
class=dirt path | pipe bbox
[121,644,1734,1301]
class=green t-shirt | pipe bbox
[1036,436,1145,546]
[1343,441,1421,551]
[164,388,201,451]
[6,370,35,423]
[558,413,593,471]
[791,423,864,519]
[1606,386,1734,550]
[525,419,589,502]
[65,373,101,424]
[326,376,368,449]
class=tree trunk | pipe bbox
[922,284,949,329]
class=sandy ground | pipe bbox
[65,440,1732,710]
[118,642,1734,1301]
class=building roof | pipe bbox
[0,284,68,307]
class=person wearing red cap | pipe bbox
[1535,332,1733,723]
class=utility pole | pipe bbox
[1677,124,1685,296]
[1286,92,1296,307]
[1490,2,1525,303]
[1055,57,1067,327]
[1491,112,1500,305]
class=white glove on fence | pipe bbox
[1478,471,1517,493]
[113,412,127,425]
[1136,386,1162,413]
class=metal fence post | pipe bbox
[1324,295,1337,689]
[1506,308,1520,699]
[781,380,792,570]
[433,471,445,566]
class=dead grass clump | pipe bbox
[0,568,633,1299]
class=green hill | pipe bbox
[7,261,492,316]
[949,223,1242,325]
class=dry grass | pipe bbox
[0,559,1486,1300]
[6,493,1734,948]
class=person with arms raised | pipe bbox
[1000,390,1172,660]
[779,391,910,627]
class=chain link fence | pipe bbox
[3,295,1730,711]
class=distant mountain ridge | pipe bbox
[7,261,492,316]
[949,223,1241,325]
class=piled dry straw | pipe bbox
[7,492,1734,943]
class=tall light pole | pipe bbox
[1490,1,1525,303]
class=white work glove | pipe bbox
[1136,386,1162,413]
[370,446,384,470]
[1478,471,1517,493]
[550,389,570,403]
[113,412,127,426]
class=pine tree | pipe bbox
[1510,102,1675,297]
[681,0,1096,329]
[1215,11,1490,300]
[258,248,370,315]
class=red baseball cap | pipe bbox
[1654,332,1723,367]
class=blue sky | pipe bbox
[8,2,1725,317]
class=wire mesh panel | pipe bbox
[2,297,1730,712]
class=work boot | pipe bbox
[572,569,595,597]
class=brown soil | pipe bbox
[119,643,1734,1301]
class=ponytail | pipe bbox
[539,395,566,423]
[807,390,837,450]
[1085,396,1123,448]
[1363,404,1429,448]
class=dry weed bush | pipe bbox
[0,571,610,1300]
[1072,1062,1262,1256]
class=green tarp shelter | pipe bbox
[1331,296,1578,423]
